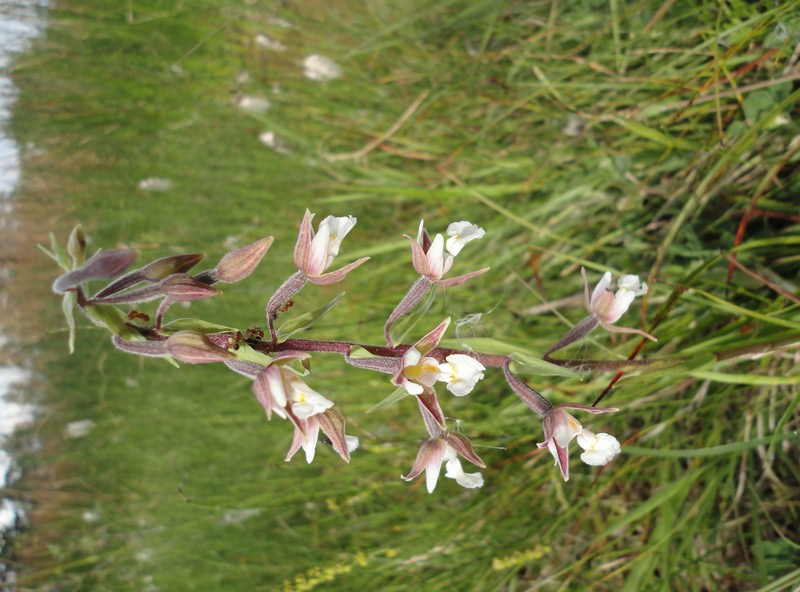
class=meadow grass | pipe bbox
[4,0,800,590]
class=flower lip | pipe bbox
[445,221,485,256]
[538,403,620,481]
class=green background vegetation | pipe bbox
[5,0,800,590]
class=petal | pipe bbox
[617,274,646,294]
[577,431,621,466]
[321,215,356,258]
[401,438,447,492]
[302,419,321,463]
[425,234,446,279]
[413,317,451,356]
[405,234,431,277]
[306,257,369,285]
[317,408,353,463]
[434,266,490,287]
[307,219,331,275]
[590,271,612,308]
[445,221,485,256]
[606,288,637,323]
[293,209,315,271]
[447,432,485,468]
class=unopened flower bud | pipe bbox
[166,331,237,364]
[160,274,221,301]
[141,253,205,282]
[67,224,86,267]
[215,236,274,283]
[53,249,138,294]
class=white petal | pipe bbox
[345,435,360,453]
[425,234,446,279]
[577,431,621,466]
[307,219,331,274]
[320,215,356,258]
[606,289,637,323]
[425,461,443,493]
[444,456,484,489]
[289,378,334,419]
[438,354,485,396]
[551,410,582,447]
[303,423,320,463]
[401,378,424,396]
[590,272,613,308]
[617,274,645,293]
[445,221,485,256]
[416,219,425,243]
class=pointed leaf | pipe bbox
[365,386,409,414]
[277,292,346,339]
[509,352,580,378]
[62,291,77,353]
[49,232,71,271]
[82,303,138,340]
[161,318,239,334]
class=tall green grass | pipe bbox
[6,0,799,590]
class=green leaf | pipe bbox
[689,371,800,386]
[508,352,580,378]
[624,432,797,458]
[161,318,239,334]
[365,386,409,414]
[388,287,436,346]
[39,233,72,272]
[614,118,695,151]
[439,337,529,356]
[277,292,346,339]
[597,467,707,539]
[62,291,77,354]
[82,304,137,339]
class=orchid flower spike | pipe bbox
[294,209,369,285]
[538,403,620,481]
[407,220,490,287]
[401,432,486,493]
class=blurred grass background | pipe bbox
[3,0,800,590]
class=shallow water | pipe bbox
[0,0,49,586]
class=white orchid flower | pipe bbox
[446,221,486,256]
[401,433,485,493]
[437,354,486,396]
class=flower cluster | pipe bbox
[46,211,658,494]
